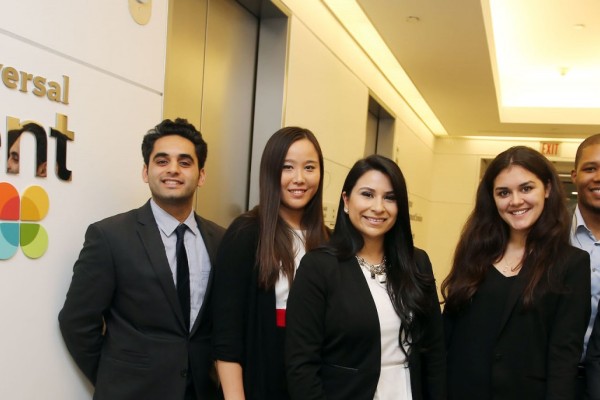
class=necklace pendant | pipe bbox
[356,255,387,282]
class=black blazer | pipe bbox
[285,248,446,400]
[58,201,224,400]
[211,215,288,400]
[444,245,590,400]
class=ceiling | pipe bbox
[356,0,600,140]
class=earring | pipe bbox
[344,208,349,213]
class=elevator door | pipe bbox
[164,0,259,227]
[197,0,258,227]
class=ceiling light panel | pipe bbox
[482,0,600,122]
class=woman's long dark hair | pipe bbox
[327,155,435,353]
[246,127,329,290]
[441,146,570,312]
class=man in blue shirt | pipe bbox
[571,134,600,399]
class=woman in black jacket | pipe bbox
[442,146,590,400]
[212,127,329,399]
[286,155,446,400]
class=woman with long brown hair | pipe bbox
[442,146,590,399]
[211,127,329,399]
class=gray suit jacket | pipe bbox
[59,201,224,400]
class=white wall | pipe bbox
[0,1,168,398]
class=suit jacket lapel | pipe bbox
[190,214,218,334]
[136,202,186,330]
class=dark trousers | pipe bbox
[576,363,588,400]
[184,360,197,400]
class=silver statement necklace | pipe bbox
[356,255,387,283]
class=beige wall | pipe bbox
[278,0,581,292]
[279,0,442,278]
[284,16,368,208]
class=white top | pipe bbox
[359,265,412,400]
[275,230,306,309]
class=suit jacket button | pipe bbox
[181,369,188,378]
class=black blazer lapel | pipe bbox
[136,202,186,330]
[344,257,381,337]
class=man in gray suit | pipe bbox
[59,118,224,400]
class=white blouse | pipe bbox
[359,265,412,400]
[275,230,305,310]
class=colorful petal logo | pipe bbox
[0,183,49,259]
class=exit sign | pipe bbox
[540,142,560,156]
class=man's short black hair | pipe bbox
[141,118,207,169]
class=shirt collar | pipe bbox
[150,199,198,237]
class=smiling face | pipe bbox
[278,138,321,228]
[493,165,550,238]
[572,144,600,217]
[343,169,398,248]
[142,135,205,215]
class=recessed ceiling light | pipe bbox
[406,16,420,23]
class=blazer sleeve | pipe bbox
[211,217,257,363]
[58,223,116,384]
[413,249,447,400]
[286,251,330,400]
[586,299,600,400]
[547,248,591,399]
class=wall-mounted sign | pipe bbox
[1,62,75,260]
[6,114,74,181]
[1,63,69,105]
[540,142,560,156]
[1,62,75,181]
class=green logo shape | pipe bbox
[21,223,49,259]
